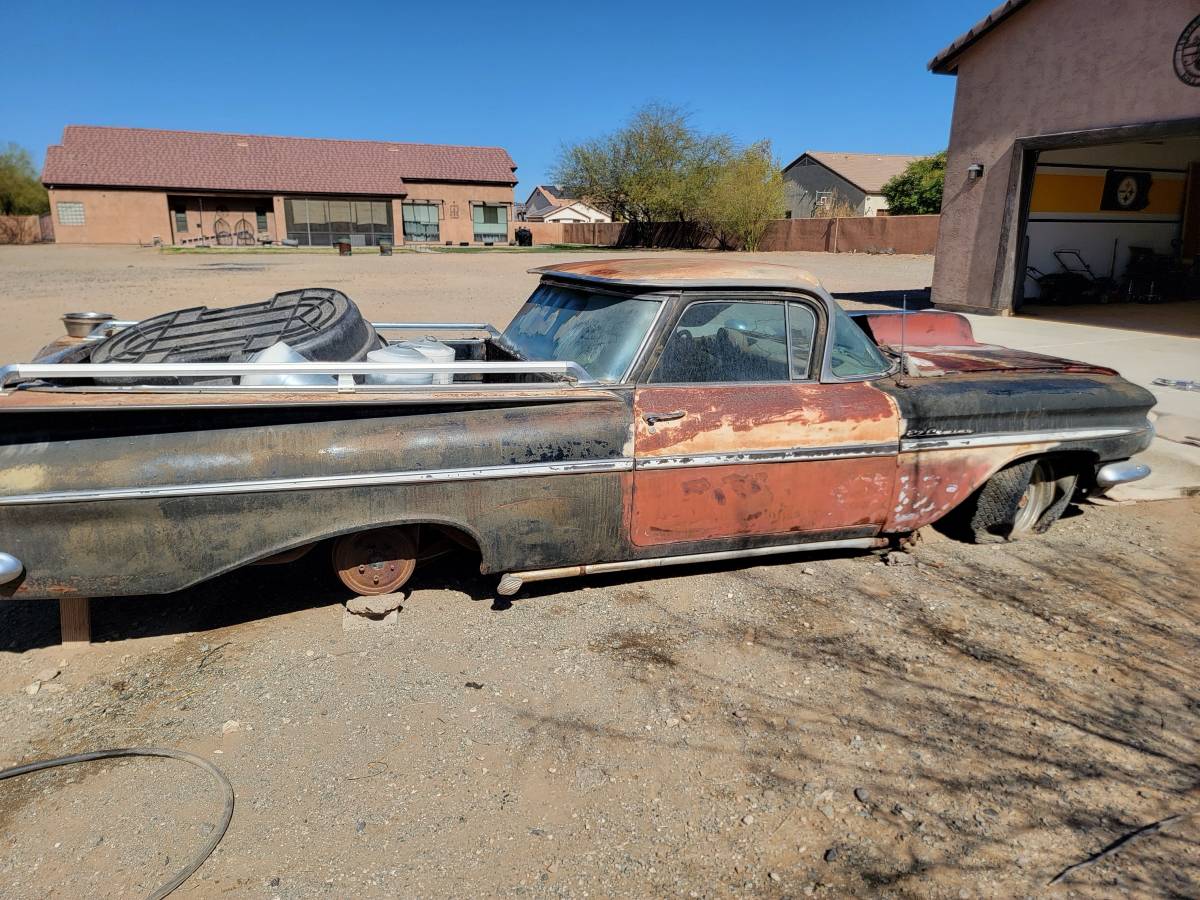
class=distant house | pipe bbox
[42,125,518,246]
[522,185,612,223]
[782,151,920,218]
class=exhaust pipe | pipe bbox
[497,537,887,596]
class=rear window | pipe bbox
[502,284,661,382]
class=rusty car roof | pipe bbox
[528,258,826,292]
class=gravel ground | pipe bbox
[0,246,1196,897]
[0,497,1196,898]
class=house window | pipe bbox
[256,209,269,233]
[284,197,393,246]
[173,207,188,233]
[57,202,85,226]
[402,202,440,242]
[472,203,508,242]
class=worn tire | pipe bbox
[966,458,1078,543]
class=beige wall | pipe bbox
[43,181,514,246]
[399,182,514,245]
[47,188,170,245]
[167,195,276,244]
[932,0,1200,313]
[862,194,889,217]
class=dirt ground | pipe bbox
[0,246,1197,898]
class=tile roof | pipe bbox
[42,125,517,195]
[783,151,922,193]
[928,0,1036,74]
[526,185,568,207]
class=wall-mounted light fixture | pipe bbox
[967,163,985,180]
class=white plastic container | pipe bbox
[409,336,456,385]
[241,341,336,387]
[365,344,435,386]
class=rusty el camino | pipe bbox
[0,258,1154,620]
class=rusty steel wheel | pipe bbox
[332,527,417,595]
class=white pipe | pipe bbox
[496,537,887,595]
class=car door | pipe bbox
[630,293,900,547]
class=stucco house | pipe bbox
[521,185,611,224]
[782,152,920,218]
[41,125,519,246]
[928,0,1200,314]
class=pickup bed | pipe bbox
[0,258,1154,604]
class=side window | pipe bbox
[829,308,891,378]
[650,301,788,384]
[787,302,817,379]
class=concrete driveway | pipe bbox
[967,310,1200,498]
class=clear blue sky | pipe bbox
[2,0,993,201]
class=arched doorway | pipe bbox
[234,218,255,245]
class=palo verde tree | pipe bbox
[0,143,49,216]
[699,141,786,251]
[880,151,946,215]
[552,103,731,233]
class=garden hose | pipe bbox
[0,747,234,899]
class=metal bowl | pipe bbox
[62,311,116,338]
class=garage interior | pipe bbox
[1014,128,1200,336]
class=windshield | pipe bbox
[502,284,662,382]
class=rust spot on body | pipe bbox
[634,383,899,457]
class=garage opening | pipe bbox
[1013,129,1200,337]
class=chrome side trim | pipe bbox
[0,358,596,390]
[497,537,888,595]
[900,425,1143,453]
[635,441,897,470]
[0,458,634,507]
[1096,460,1151,490]
[0,552,23,584]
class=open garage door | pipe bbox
[1014,132,1200,336]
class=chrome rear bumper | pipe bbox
[0,552,22,584]
[1095,461,1151,491]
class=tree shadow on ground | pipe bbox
[518,524,1200,897]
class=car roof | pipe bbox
[529,257,826,292]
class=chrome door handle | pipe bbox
[643,409,686,427]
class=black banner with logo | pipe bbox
[1100,170,1152,212]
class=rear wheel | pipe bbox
[332,527,417,595]
[967,458,1078,543]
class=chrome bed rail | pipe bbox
[371,322,502,338]
[0,359,596,392]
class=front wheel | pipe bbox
[966,458,1078,543]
